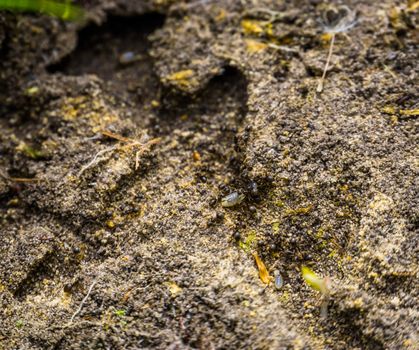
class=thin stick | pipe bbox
[101,130,134,143]
[9,177,40,183]
[97,130,160,170]
[317,33,335,93]
[69,279,97,324]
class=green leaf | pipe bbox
[301,266,328,295]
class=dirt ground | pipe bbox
[0,0,418,349]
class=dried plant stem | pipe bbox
[77,145,117,177]
[317,33,336,93]
[68,279,97,324]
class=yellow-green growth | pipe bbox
[301,266,329,295]
[20,145,45,159]
[114,309,126,317]
[284,205,313,216]
[239,231,257,252]
[271,221,280,234]
[0,0,85,21]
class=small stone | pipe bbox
[249,181,258,196]
[119,51,138,65]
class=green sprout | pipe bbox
[114,309,128,327]
[114,309,126,317]
[301,266,330,295]
[19,144,45,159]
[301,266,331,318]
[15,320,24,328]
[0,0,85,21]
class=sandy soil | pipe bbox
[0,1,418,349]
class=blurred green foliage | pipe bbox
[0,0,85,21]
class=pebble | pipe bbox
[119,51,138,65]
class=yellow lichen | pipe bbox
[245,39,268,53]
[353,297,364,309]
[106,220,115,229]
[390,115,399,125]
[320,32,333,42]
[284,205,313,216]
[275,200,285,207]
[271,221,280,234]
[400,109,419,116]
[241,20,264,35]
[165,282,182,296]
[60,96,119,132]
[167,69,195,81]
[215,8,227,22]
[278,291,290,302]
[165,69,197,89]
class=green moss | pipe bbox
[271,221,280,234]
[274,200,285,208]
[239,231,257,252]
[284,205,313,216]
[278,291,290,302]
[19,144,45,159]
[315,227,325,239]
[114,309,126,317]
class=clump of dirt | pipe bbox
[0,1,418,349]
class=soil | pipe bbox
[0,1,418,349]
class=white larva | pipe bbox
[221,192,245,207]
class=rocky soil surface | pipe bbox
[0,0,417,349]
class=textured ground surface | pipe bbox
[0,0,418,349]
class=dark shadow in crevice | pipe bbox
[47,14,165,114]
[151,66,250,198]
[154,66,248,137]
[48,13,165,77]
